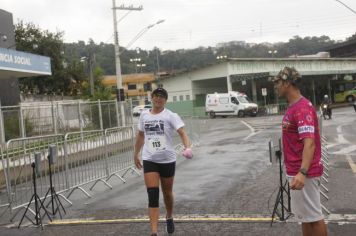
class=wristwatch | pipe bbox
[299,168,308,176]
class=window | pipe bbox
[237,96,249,103]
[345,83,354,90]
[128,84,136,90]
[219,98,229,104]
[173,96,177,102]
[231,97,239,104]
[186,95,190,100]
[179,95,184,101]
[143,82,152,92]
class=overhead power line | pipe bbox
[334,0,356,15]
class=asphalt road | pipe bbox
[1,106,356,236]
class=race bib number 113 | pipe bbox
[148,136,167,153]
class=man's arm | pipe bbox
[290,137,315,190]
[301,138,315,171]
[177,127,190,149]
[134,131,145,169]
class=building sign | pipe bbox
[262,88,267,96]
[229,60,356,77]
[0,47,51,75]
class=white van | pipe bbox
[205,91,258,118]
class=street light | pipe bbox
[130,58,141,73]
[80,55,95,97]
[122,19,165,53]
[268,50,278,58]
[137,63,146,73]
[0,33,7,42]
[216,55,227,60]
[130,58,141,62]
[0,33,15,49]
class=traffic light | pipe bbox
[116,88,125,102]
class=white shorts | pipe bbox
[287,176,324,223]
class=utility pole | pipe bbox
[112,0,143,126]
[155,47,162,87]
[89,53,95,97]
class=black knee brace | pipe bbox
[147,187,159,208]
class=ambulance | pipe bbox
[205,91,258,118]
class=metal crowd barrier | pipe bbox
[2,134,71,220]
[64,130,111,199]
[0,115,202,221]
[320,134,331,215]
[0,143,10,215]
[5,135,67,209]
[105,127,139,183]
[0,126,138,219]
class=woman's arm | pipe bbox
[134,131,145,169]
[177,127,190,149]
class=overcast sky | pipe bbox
[1,0,356,50]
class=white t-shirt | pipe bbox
[138,108,184,163]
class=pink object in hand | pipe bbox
[182,148,193,159]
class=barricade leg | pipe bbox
[89,178,113,191]
[66,187,92,199]
[107,173,126,183]
[57,194,73,205]
[0,204,10,218]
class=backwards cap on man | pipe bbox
[270,66,301,83]
[151,87,168,99]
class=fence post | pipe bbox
[63,135,70,190]
[129,99,133,127]
[52,101,58,134]
[115,99,120,127]
[0,100,5,144]
[19,104,26,138]
[77,100,83,134]
[103,130,110,177]
[98,99,104,130]
[268,140,274,164]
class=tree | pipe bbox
[277,36,334,57]
[65,58,86,95]
[15,21,74,95]
[81,65,112,101]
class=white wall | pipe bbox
[161,74,192,103]
[189,63,227,81]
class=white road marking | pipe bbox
[333,145,356,155]
[241,120,255,133]
[337,125,350,144]
[240,120,280,140]
[327,214,356,221]
[326,143,340,149]
[346,155,356,174]
[240,121,256,140]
